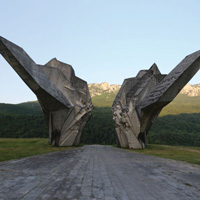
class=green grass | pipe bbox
[92,92,117,107]
[131,144,200,165]
[0,138,74,162]
[160,94,200,116]
[1,139,200,165]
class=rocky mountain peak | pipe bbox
[88,82,200,98]
[180,84,200,96]
[88,82,121,97]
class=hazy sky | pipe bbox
[0,0,200,103]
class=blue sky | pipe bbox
[0,0,199,103]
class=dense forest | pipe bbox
[81,107,116,145]
[0,93,200,147]
[81,108,200,147]
[0,115,47,138]
[148,113,200,146]
[0,102,48,138]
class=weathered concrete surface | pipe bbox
[113,51,200,149]
[0,36,93,146]
[0,145,200,200]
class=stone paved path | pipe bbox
[0,145,200,200]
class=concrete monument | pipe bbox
[112,51,200,149]
[0,36,93,146]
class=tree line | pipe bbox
[0,103,200,147]
[81,108,200,147]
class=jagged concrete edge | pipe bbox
[0,36,73,108]
[139,50,200,110]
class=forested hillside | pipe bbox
[148,113,200,146]
[0,102,42,116]
[81,108,116,145]
[0,83,200,147]
[0,102,47,138]
[0,115,47,138]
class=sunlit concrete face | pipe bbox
[112,52,200,149]
[0,36,93,146]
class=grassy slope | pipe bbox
[0,138,74,162]
[91,92,117,107]
[92,92,200,116]
[160,94,200,116]
[131,144,200,165]
[0,138,200,165]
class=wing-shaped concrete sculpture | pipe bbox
[0,36,93,146]
[112,51,200,149]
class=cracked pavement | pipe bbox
[0,145,200,200]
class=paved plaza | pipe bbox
[0,145,200,200]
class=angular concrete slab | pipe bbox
[0,36,93,146]
[113,52,200,149]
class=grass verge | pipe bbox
[131,144,200,165]
[0,138,74,162]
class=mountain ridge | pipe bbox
[0,82,199,116]
[180,84,200,96]
[88,82,120,97]
[88,82,200,97]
